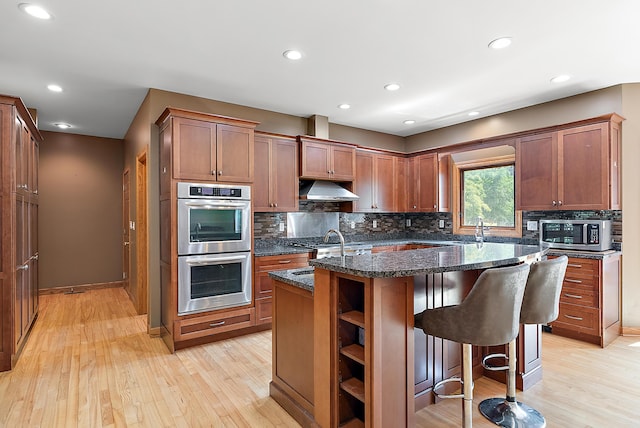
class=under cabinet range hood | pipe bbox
[299,180,359,201]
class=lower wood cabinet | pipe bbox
[173,307,255,343]
[550,254,621,347]
[254,253,309,325]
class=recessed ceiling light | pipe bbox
[47,84,63,93]
[488,37,512,49]
[18,3,52,20]
[550,74,571,83]
[384,83,400,91]
[283,50,302,60]
[54,123,71,129]
[468,111,480,117]
[338,104,351,110]
[403,120,415,125]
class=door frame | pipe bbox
[136,148,149,317]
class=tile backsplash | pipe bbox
[254,206,622,248]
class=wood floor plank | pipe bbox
[0,287,639,427]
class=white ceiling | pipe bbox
[1,1,639,140]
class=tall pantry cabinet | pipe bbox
[0,95,42,372]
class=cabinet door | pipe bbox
[271,137,298,211]
[173,117,216,181]
[30,136,39,196]
[406,157,418,212]
[253,135,272,211]
[557,123,609,210]
[330,145,356,181]
[395,157,407,213]
[216,124,254,183]
[516,132,557,210]
[417,154,438,212]
[14,115,27,194]
[354,151,375,212]
[375,154,395,211]
[300,141,331,179]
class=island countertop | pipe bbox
[308,242,546,278]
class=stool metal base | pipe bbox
[478,397,546,428]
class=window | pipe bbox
[452,149,522,238]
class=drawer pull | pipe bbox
[568,263,582,268]
[564,315,583,321]
[565,279,582,284]
[278,260,292,264]
[209,321,226,327]
[564,293,583,299]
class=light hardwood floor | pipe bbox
[1,288,638,427]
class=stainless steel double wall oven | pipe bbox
[177,182,252,315]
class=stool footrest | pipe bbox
[433,377,468,399]
[482,352,509,371]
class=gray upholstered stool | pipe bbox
[414,263,531,428]
[479,255,568,428]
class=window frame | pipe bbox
[452,154,522,238]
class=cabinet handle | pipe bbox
[433,204,437,209]
[564,293,583,299]
[552,200,557,206]
[162,167,167,174]
[558,200,563,206]
[209,321,226,327]
[327,170,331,174]
[274,203,277,208]
[568,263,582,268]
[565,279,582,284]
[33,190,38,195]
[278,260,292,264]
[564,314,583,321]
[218,170,223,175]
[211,170,216,175]
[413,205,417,209]
[18,264,29,271]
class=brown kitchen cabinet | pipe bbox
[155,108,261,353]
[156,108,258,184]
[254,253,309,325]
[406,153,439,212]
[253,133,298,212]
[299,136,356,181]
[353,149,396,212]
[516,115,622,211]
[549,255,621,347]
[0,95,43,372]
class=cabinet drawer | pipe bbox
[174,307,255,341]
[563,258,599,289]
[371,245,397,253]
[255,253,309,298]
[255,297,272,325]
[559,286,598,308]
[553,303,599,335]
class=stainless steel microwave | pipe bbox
[539,219,612,251]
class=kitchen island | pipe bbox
[270,243,545,428]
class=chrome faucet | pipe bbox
[475,216,485,243]
[323,229,345,257]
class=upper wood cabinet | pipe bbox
[353,149,396,212]
[516,116,622,211]
[299,136,356,181]
[406,153,439,212]
[253,133,299,212]
[156,108,258,185]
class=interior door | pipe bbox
[122,169,130,292]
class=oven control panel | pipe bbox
[178,182,251,200]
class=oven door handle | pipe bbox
[183,200,248,208]
[185,255,248,266]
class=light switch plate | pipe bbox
[406,219,411,227]
[279,222,285,232]
[527,221,538,231]
[350,221,355,229]
[372,220,378,228]
[438,219,445,229]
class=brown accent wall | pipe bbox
[39,131,124,289]
[329,123,405,152]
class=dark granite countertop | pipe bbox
[308,243,546,278]
[254,244,312,257]
[545,248,622,260]
[269,267,315,293]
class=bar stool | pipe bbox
[479,255,568,428]
[414,263,531,428]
